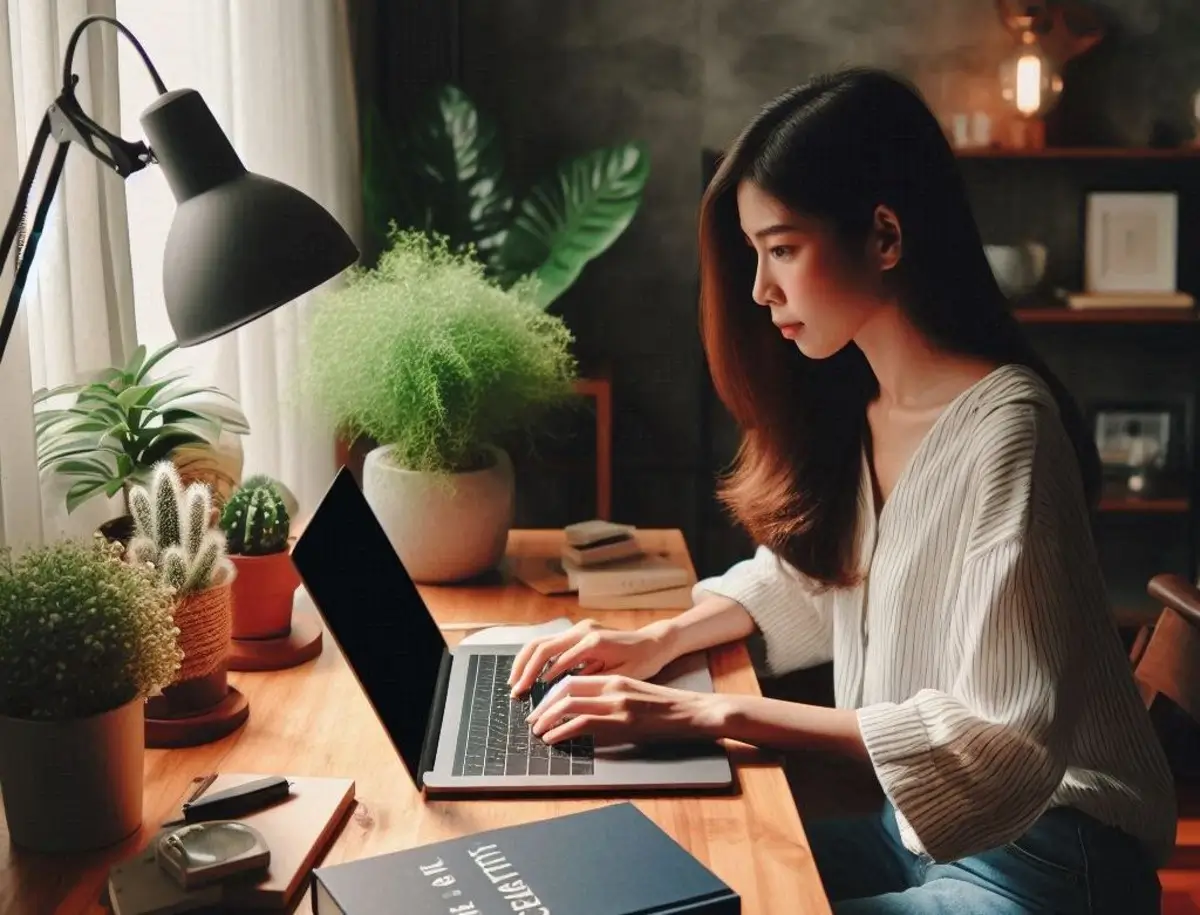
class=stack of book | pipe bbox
[560,521,693,610]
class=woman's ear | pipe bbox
[871,205,902,271]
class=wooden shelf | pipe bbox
[1014,307,1198,324]
[1098,496,1190,514]
[957,146,1200,159]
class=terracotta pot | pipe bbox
[229,544,302,640]
[0,697,144,852]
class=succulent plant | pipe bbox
[126,461,233,596]
[219,475,291,556]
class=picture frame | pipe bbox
[1090,403,1180,472]
[1084,192,1178,294]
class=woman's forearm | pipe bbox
[641,594,758,663]
[709,694,870,761]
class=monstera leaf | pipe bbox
[363,86,513,268]
[362,82,650,309]
[495,143,650,309]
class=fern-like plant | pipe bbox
[303,228,579,475]
[219,475,291,556]
[126,461,233,596]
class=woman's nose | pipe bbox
[751,263,774,307]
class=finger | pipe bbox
[529,695,614,737]
[509,635,573,695]
[526,675,616,727]
[508,634,557,687]
[540,713,609,746]
[540,635,599,682]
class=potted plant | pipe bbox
[126,461,245,744]
[219,475,300,640]
[34,341,250,543]
[0,537,182,852]
[305,229,578,583]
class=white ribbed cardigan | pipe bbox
[693,364,1177,865]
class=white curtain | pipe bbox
[1,0,138,549]
[114,0,362,518]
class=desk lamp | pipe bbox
[0,14,359,747]
[0,13,359,363]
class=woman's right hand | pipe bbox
[507,618,676,698]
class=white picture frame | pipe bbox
[1084,192,1177,294]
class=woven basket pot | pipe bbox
[154,578,235,716]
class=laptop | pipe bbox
[290,467,733,795]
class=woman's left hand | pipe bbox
[525,674,726,746]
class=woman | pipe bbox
[509,68,1176,913]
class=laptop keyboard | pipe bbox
[451,653,594,777]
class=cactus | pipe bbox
[219,474,291,556]
[126,461,232,595]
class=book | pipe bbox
[572,554,692,598]
[311,801,739,915]
[1067,291,1194,309]
[107,773,355,913]
[562,536,644,566]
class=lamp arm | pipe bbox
[0,15,168,365]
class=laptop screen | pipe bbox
[290,467,448,786]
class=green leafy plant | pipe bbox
[304,228,578,475]
[0,536,182,720]
[362,83,650,309]
[34,342,251,514]
[127,462,232,596]
[219,475,291,556]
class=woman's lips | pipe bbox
[776,322,803,339]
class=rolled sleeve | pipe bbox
[692,545,832,677]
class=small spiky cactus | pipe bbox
[219,475,291,556]
[126,461,232,596]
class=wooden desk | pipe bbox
[0,529,829,915]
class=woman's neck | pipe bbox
[854,302,997,410]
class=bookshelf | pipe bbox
[959,146,1200,627]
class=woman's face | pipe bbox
[736,180,895,360]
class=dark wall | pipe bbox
[368,0,1200,586]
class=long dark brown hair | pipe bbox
[699,67,1100,589]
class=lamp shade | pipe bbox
[139,88,359,347]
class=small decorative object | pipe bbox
[1093,405,1176,498]
[1085,192,1178,294]
[984,242,1048,300]
[995,0,1104,148]
[34,341,250,543]
[0,537,181,852]
[360,83,650,309]
[305,229,578,583]
[127,461,249,747]
[220,475,322,670]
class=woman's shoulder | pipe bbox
[957,363,1061,445]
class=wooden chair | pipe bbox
[1141,576,1200,909]
[1134,575,1200,722]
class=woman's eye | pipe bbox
[769,246,793,260]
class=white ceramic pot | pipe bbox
[0,697,144,852]
[362,444,515,583]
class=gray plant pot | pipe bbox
[0,697,144,852]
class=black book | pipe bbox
[311,801,740,915]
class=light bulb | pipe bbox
[999,32,1063,117]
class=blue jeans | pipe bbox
[809,801,1161,913]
